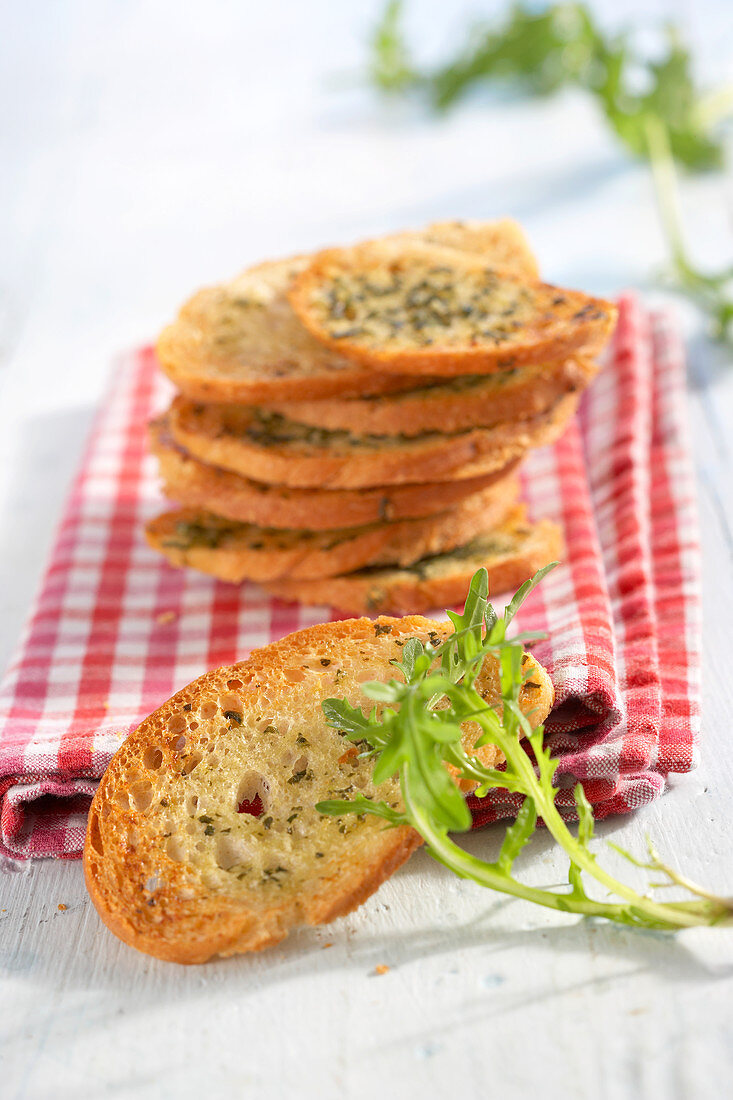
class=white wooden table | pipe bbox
[1,3,732,1097]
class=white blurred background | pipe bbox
[1,0,732,667]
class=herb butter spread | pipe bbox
[310,262,535,350]
[288,240,617,376]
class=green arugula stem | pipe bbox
[405,780,721,927]
[454,686,728,928]
[402,773,642,922]
[645,113,733,339]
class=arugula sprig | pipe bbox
[317,567,732,930]
[645,114,733,340]
[370,2,726,169]
[367,2,733,340]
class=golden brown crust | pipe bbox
[151,418,523,530]
[145,477,519,582]
[156,221,540,404]
[84,817,423,964]
[265,513,564,615]
[267,357,597,438]
[166,391,579,490]
[288,240,616,377]
[84,615,553,963]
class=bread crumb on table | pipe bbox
[57,903,67,911]
[156,610,177,624]
[375,964,390,976]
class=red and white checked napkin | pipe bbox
[0,295,700,859]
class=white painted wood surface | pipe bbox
[1,3,732,1097]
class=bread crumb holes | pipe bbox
[181,751,203,775]
[130,781,154,812]
[167,713,187,735]
[143,747,163,770]
[89,814,104,856]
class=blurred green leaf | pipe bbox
[367,2,733,340]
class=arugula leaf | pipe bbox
[369,0,416,94]
[442,566,491,692]
[317,567,733,931]
[323,695,378,739]
[391,635,425,682]
[317,795,407,826]
[321,697,390,754]
[503,560,558,627]
[496,798,537,874]
[645,113,733,340]
[371,3,725,169]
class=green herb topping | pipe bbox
[316,266,533,349]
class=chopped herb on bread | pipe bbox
[145,479,518,583]
[288,240,616,376]
[265,508,563,614]
[150,418,520,530]
[167,391,579,489]
[266,356,597,438]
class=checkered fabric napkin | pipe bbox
[0,295,701,859]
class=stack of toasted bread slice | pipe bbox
[148,221,616,613]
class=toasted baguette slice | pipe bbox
[84,615,553,962]
[151,419,521,530]
[167,391,578,490]
[267,356,597,438]
[408,218,539,277]
[266,510,563,614]
[288,239,616,377]
[145,478,519,583]
[157,256,414,405]
[156,220,539,404]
